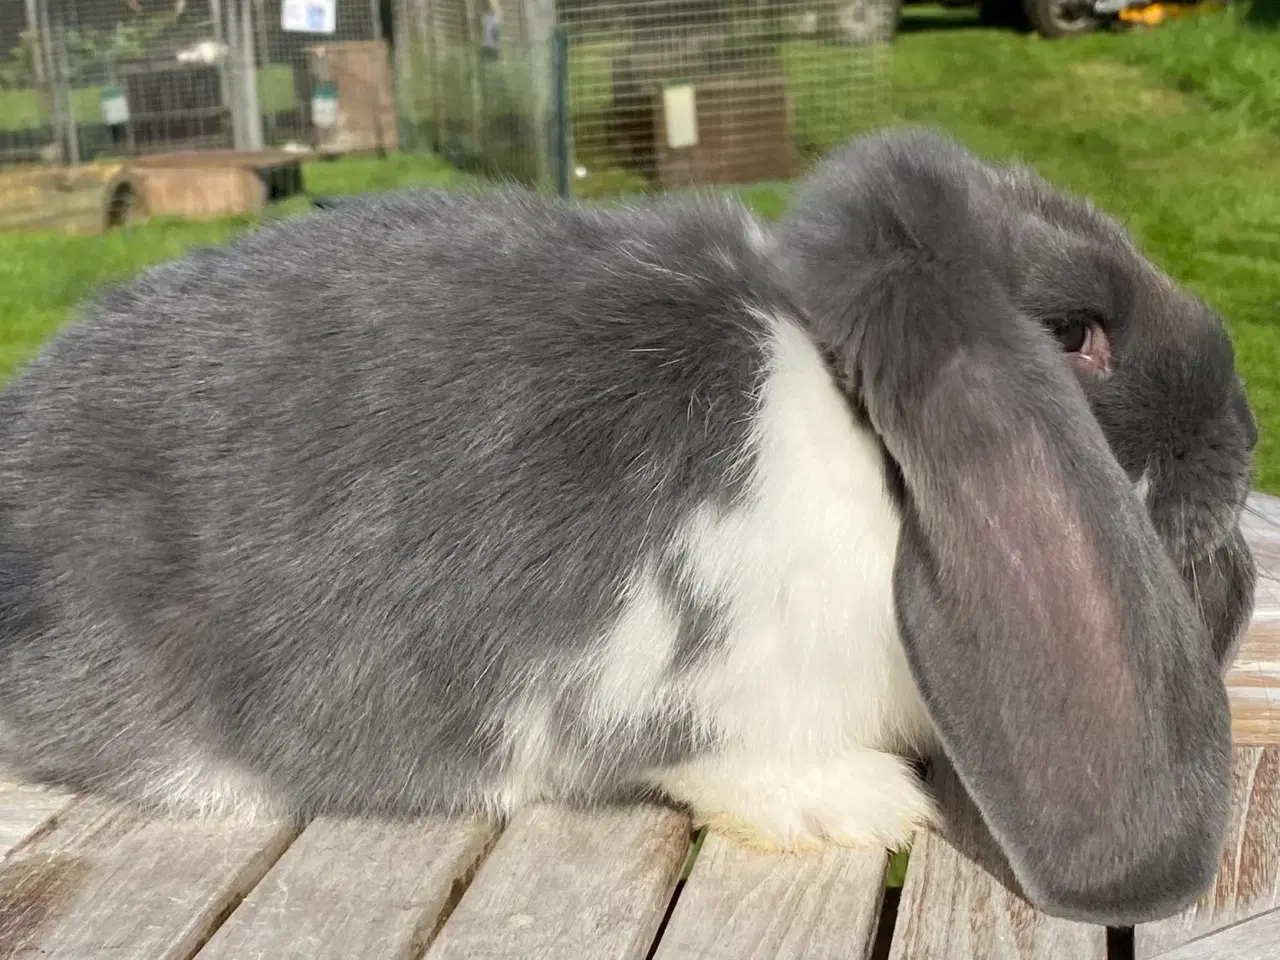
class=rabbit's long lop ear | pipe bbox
[781,132,1234,926]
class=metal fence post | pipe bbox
[225,0,246,148]
[225,0,264,151]
[22,0,47,89]
[253,0,275,143]
[21,0,55,163]
[210,0,233,116]
[521,0,555,191]
[390,0,412,150]
[239,0,265,150]
[426,0,446,153]
[370,0,390,156]
[552,24,569,198]
[43,0,78,166]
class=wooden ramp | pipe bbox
[2,496,1279,960]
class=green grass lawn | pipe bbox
[876,5,1280,492]
[2,4,1277,484]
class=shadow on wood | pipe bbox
[924,757,1026,899]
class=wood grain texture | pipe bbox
[197,816,499,960]
[650,831,888,960]
[1232,493,1280,745]
[887,763,1106,960]
[0,796,295,960]
[1144,908,1280,960]
[0,779,72,861]
[1230,618,1280,746]
[1242,493,1280,582]
[424,803,689,960]
[1135,748,1280,958]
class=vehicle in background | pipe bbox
[906,0,1224,39]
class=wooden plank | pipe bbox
[650,830,887,960]
[424,803,689,960]
[887,762,1106,960]
[197,816,499,960]
[0,797,295,959]
[1135,747,1280,958]
[0,779,72,861]
[1232,494,1280,745]
[1145,908,1280,960]
[1230,616,1280,746]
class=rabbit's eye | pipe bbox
[1055,320,1090,354]
[1054,318,1111,374]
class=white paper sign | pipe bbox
[663,84,698,150]
[282,0,336,34]
[100,84,130,125]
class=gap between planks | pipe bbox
[423,803,689,960]
[887,761,1106,960]
[0,796,296,960]
[0,778,74,863]
[1135,747,1280,958]
[194,815,500,960]
[0,762,1272,960]
[651,830,890,960]
[191,804,893,960]
[881,747,1280,960]
[1142,909,1280,960]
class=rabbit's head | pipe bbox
[775,128,1256,924]
[989,157,1257,667]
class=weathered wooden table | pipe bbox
[2,498,1278,960]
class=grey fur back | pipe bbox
[0,187,782,816]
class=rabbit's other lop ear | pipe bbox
[780,131,1233,925]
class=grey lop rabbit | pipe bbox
[0,128,1256,927]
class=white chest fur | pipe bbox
[503,312,938,849]
[643,314,938,851]
[676,314,935,758]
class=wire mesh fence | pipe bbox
[3,0,236,165]
[0,0,391,167]
[562,0,895,195]
[260,0,395,153]
[1,0,895,205]
[394,0,554,183]
[399,0,895,197]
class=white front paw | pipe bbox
[652,748,936,853]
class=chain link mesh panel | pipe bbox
[3,0,894,200]
[257,0,389,153]
[0,1,55,165]
[402,0,893,196]
[564,0,894,195]
[0,0,392,169]
[1,0,247,165]
[396,0,552,184]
